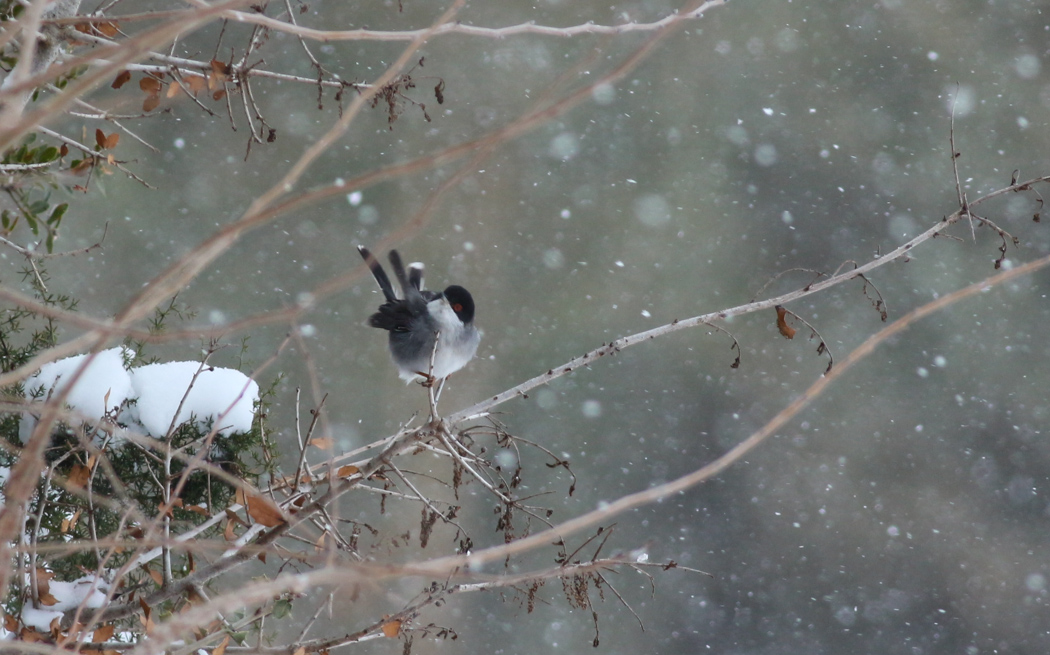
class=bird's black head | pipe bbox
[442,285,475,324]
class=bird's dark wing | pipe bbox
[361,247,436,335]
[366,298,422,333]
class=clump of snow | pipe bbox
[23,349,258,439]
[21,606,63,631]
[25,347,135,422]
[47,576,109,611]
[20,575,109,631]
[129,362,259,436]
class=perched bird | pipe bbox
[357,246,480,383]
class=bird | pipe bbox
[357,245,480,384]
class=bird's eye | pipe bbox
[452,303,463,312]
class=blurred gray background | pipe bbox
[19,0,1050,652]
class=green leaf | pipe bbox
[47,203,68,226]
[38,146,59,162]
[28,199,49,215]
[272,597,292,619]
[45,231,55,254]
[1,210,11,230]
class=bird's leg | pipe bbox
[425,331,442,419]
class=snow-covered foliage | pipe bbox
[23,347,258,439]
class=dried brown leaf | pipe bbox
[92,623,115,643]
[61,508,82,533]
[209,59,229,80]
[775,305,796,339]
[71,158,93,175]
[225,507,248,526]
[381,618,401,638]
[111,70,131,89]
[35,568,55,604]
[213,634,230,655]
[336,465,360,478]
[246,492,285,527]
[96,21,119,37]
[187,75,207,94]
[145,566,163,587]
[139,77,162,94]
[20,626,45,642]
[309,437,333,449]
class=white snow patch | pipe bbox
[130,362,258,437]
[23,349,258,439]
[47,576,109,611]
[20,575,109,631]
[21,606,63,631]
[25,347,134,422]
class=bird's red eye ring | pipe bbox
[452,303,463,312]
